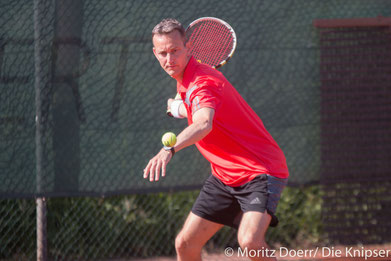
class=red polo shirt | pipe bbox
[177,57,289,186]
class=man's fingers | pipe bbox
[143,162,151,179]
[161,161,167,177]
[149,161,157,181]
[154,161,161,181]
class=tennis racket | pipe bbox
[167,17,237,117]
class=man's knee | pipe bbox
[175,232,201,255]
[175,233,187,253]
[238,233,268,251]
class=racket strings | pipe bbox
[187,20,234,68]
[193,23,220,65]
[195,22,232,65]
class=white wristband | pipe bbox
[170,99,184,118]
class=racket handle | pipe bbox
[166,93,181,117]
[167,110,174,117]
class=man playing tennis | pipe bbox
[144,18,289,261]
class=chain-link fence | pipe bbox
[1,187,324,260]
[1,0,391,260]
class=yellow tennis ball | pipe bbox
[162,132,177,147]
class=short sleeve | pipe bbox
[186,81,222,115]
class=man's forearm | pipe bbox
[174,108,214,152]
[174,120,211,152]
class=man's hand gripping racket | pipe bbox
[166,17,237,117]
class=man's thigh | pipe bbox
[238,211,271,241]
[178,212,224,247]
[238,211,277,261]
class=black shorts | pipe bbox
[191,174,287,228]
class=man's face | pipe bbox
[153,30,190,81]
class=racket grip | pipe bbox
[166,93,181,117]
[166,110,173,117]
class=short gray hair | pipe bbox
[152,18,185,40]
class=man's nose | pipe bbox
[167,53,175,64]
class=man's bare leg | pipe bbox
[237,211,276,261]
[176,212,223,261]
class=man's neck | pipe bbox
[174,75,183,84]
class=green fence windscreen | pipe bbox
[1,0,390,198]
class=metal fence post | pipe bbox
[34,0,47,260]
[36,198,47,261]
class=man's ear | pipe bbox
[152,47,158,59]
[185,41,191,50]
[185,42,192,57]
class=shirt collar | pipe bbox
[177,56,198,93]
